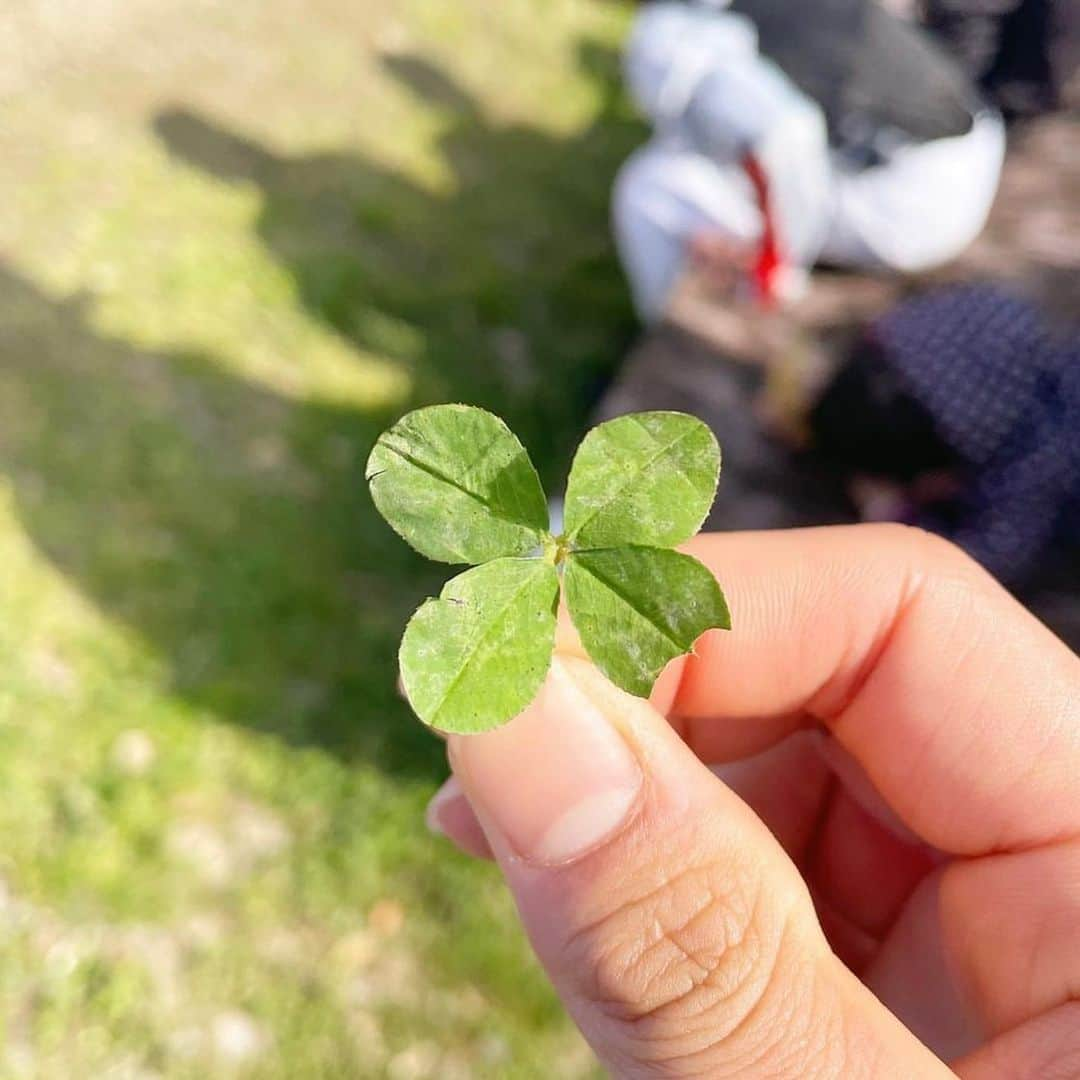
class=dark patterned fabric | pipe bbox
[867,285,1079,583]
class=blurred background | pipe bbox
[0,0,1076,1076]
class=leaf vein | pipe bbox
[572,553,685,652]
[630,414,701,493]
[430,564,552,724]
[377,438,541,536]
[568,426,698,543]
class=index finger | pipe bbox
[670,524,1080,856]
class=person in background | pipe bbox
[614,0,1005,322]
[810,284,1080,589]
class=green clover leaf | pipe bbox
[367,405,730,733]
[563,410,721,549]
[562,546,730,699]
[399,559,560,735]
[366,404,548,564]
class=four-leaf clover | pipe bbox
[366,404,730,733]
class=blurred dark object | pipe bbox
[924,0,1080,118]
[731,0,980,156]
[810,339,956,482]
[811,285,1080,589]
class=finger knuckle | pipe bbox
[878,522,984,585]
[566,854,824,1075]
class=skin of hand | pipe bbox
[688,230,755,299]
[425,524,1080,1078]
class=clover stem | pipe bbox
[542,533,572,566]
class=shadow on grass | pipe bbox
[0,264,443,775]
[154,45,643,490]
[0,45,642,776]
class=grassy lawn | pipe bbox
[0,1,641,1074]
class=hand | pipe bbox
[688,230,755,299]
[426,525,1080,1077]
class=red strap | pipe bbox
[743,153,782,308]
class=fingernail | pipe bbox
[425,775,465,837]
[450,657,643,865]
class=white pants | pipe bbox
[614,112,1005,322]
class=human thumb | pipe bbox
[448,655,952,1078]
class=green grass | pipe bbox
[0,0,641,1074]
